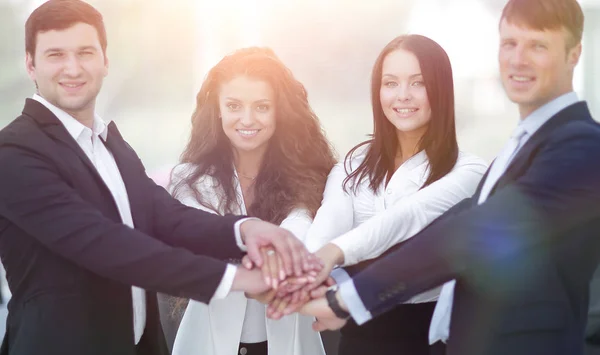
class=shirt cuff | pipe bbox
[338,279,372,325]
[330,233,359,266]
[330,268,351,284]
[234,217,260,252]
[211,264,237,301]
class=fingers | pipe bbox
[273,296,291,319]
[276,281,302,297]
[260,248,273,288]
[266,296,282,318]
[306,261,334,291]
[241,255,253,270]
[306,254,324,272]
[270,234,294,276]
[246,288,276,304]
[266,248,279,289]
[325,277,336,287]
[267,295,291,320]
[246,238,264,268]
[310,285,329,299]
[284,233,305,277]
[277,254,286,281]
[283,290,310,316]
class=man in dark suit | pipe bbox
[0,1,317,354]
[299,1,600,355]
[585,266,600,355]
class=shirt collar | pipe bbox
[519,91,580,137]
[402,149,428,171]
[32,94,110,141]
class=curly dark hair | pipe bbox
[171,47,336,224]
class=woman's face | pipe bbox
[379,49,432,138]
[219,75,276,156]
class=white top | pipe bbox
[170,164,325,355]
[32,94,147,344]
[306,150,488,303]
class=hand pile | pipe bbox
[243,245,349,331]
[239,220,349,331]
[241,247,332,316]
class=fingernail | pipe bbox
[280,270,286,281]
[265,277,271,287]
[297,277,307,283]
[307,276,316,283]
[273,279,278,289]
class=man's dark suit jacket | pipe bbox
[0,99,245,355]
[346,102,600,355]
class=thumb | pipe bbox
[313,320,327,332]
[241,255,254,269]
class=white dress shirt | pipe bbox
[428,91,580,344]
[305,150,487,324]
[33,94,242,345]
[170,164,325,355]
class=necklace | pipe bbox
[238,172,257,180]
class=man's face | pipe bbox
[26,22,108,120]
[498,19,581,118]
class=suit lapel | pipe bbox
[487,102,591,198]
[472,167,491,202]
[103,122,147,227]
[23,99,107,188]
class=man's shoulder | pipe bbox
[0,114,40,146]
[541,102,600,146]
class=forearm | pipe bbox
[230,267,270,294]
[151,180,245,259]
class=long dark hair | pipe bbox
[344,34,458,193]
[172,47,336,224]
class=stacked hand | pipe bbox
[242,240,351,331]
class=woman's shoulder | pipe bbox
[340,146,369,174]
[171,163,216,183]
[170,163,221,194]
[454,151,489,172]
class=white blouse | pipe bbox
[170,164,325,355]
[306,150,488,303]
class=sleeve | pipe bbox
[166,166,244,300]
[279,208,313,243]
[332,155,487,265]
[304,163,355,253]
[349,129,600,317]
[0,147,230,304]
[150,164,244,260]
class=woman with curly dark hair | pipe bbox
[169,47,335,355]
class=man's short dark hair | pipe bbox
[25,0,107,60]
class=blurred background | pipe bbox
[0,0,599,341]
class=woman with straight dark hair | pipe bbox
[270,35,487,355]
[169,47,335,355]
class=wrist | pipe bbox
[335,290,349,312]
[325,286,350,319]
[319,243,345,266]
[232,268,268,293]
